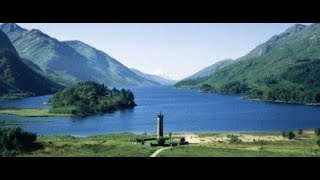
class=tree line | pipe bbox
[49,81,136,117]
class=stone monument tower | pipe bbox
[157,112,164,138]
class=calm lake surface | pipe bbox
[1,86,320,136]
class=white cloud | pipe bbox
[151,69,187,81]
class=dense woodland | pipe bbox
[48,81,136,117]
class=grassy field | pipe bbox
[21,133,160,157]
[19,132,320,157]
[159,132,320,157]
[0,108,71,117]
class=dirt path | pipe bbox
[182,133,285,144]
[150,147,171,157]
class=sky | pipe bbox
[15,23,311,80]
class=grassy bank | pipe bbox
[159,132,320,157]
[0,108,71,117]
[0,93,33,100]
[21,133,160,157]
[19,131,320,157]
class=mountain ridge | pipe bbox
[130,68,176,85]
[175,23,320,104]
[0,23,158,88]
[63,40,158,87]
[0,29,62,98]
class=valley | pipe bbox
[1,23,320,157]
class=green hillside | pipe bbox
[63,40,158,87]
[0,30,62,98]
[187,59,233,79]
[175,59,233,88]
[175,24,320,104]
[0,23,159,87]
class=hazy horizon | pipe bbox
[2,23,311,80]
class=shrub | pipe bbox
[0,127,39,157]
[157,138,165,146]
[252,140,268,146]
[1,149,17,157]
[317,139,320,147]
[282,131,296,140]
[228,134,242,144]
[315,128,320,136]
[288,131,296,140]
[298,129,303,135]
[180,137,186,143]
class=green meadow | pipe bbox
[19,131,320,157]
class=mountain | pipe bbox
[0,23,158,87]
[187,59,234,80]
[130,69,176,85]
[0,29,62,98]
[63,40,158,87]
[175,23,320,104]
[175,59,233,88]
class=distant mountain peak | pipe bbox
[66,40,83,44]
[28,29,48,37]
[284,24,307,34]
[239,24,310,59]
[0,30,18,55]
[0,23,26,32]
[130,68,176,85]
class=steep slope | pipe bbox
[175,59,233,88]
[0,23,27,42]
[63,40,158,87]
[175,23,320,104]
[0,23,159,87]
[130,68,176,85]
[0,26,95,86]
[0,30,62,98]
[187,59,233,79]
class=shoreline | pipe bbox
[31,129,317,138]
[245,97,320,106]
[174,86,320,106]
[0,108,71,117]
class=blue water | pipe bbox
[1,86,320,136]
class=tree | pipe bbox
[0,127,38,157]
[288,131,295,140]
[200,84,214,93]
[48,81,136,117]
